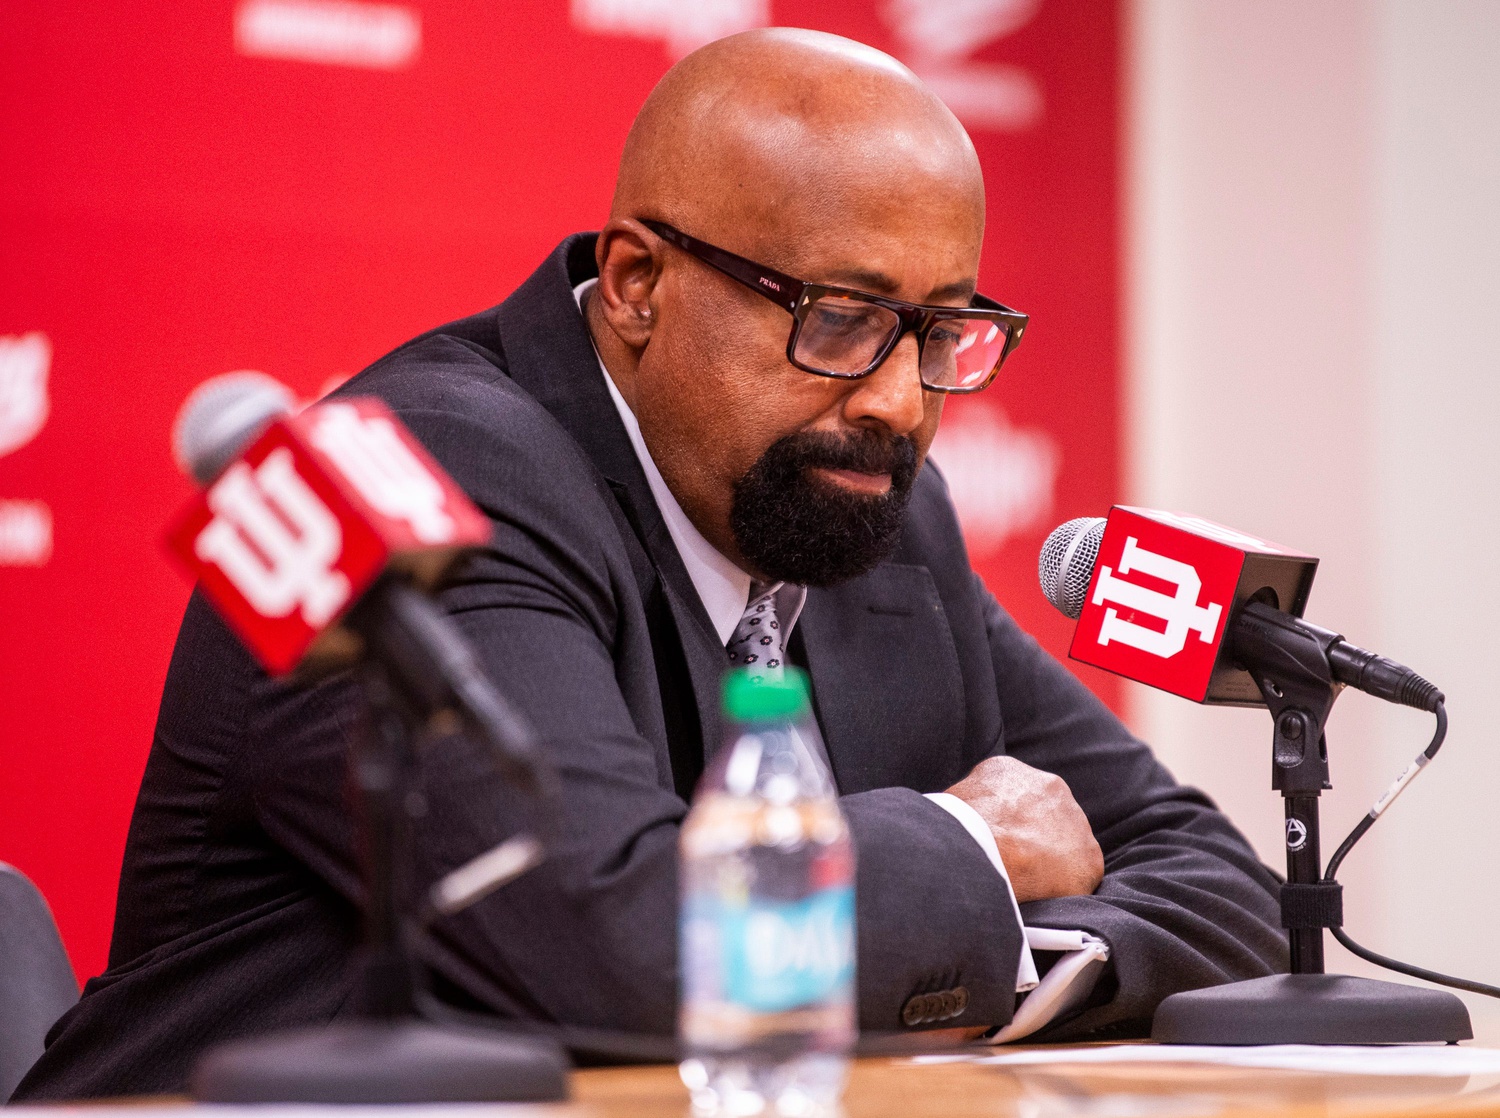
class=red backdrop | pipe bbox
[0,0,1119,979]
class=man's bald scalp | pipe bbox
[610,28,984,261]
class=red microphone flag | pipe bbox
[166,398,491,675]
[1070,507,1319,705]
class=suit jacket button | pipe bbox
[952,986,969,1016]
[937,990,958,1019]
[902,995,929,1026]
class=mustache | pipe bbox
[769,429,919,480]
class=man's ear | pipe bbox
[593,219,662,349]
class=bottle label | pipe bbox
[706,885,855,1013]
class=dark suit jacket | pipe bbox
[15,235,1286,1100]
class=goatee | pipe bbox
[729,428,919,587]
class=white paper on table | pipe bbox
[988,928,1111,1044]
[916,1043,1500,1078]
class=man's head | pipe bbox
[585,28,986,586]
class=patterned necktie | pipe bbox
[726,581,784,675]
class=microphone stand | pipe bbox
[192,581,568,1102]
[1152,605,1471,1044]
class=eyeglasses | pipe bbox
[641,220,1027,394]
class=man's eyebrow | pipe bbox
[823,267,977,303]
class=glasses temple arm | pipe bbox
[641,220,804,314]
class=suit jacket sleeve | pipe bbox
[979,577,1288,1038]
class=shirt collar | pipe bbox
[573,279,806,647]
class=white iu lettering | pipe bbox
[309,404,455,544]
[1092,536,1223,658]
[195,448,351,627]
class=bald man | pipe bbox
[14,30,1284,1100]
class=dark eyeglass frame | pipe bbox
[641,219,1028,394]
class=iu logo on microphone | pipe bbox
[308,403,456,545]
[167,397,491,675]
[194,448,353,628]
[1092,536,1223,659]
[168,422,389,675]
[1070,507,1245,702]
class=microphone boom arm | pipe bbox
[347,578,555,802]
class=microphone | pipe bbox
[172,374,570,1101]
[1041,509,1485,1047]
[166,373,551,893]
[1039,508,1440,712]
[167,376,493,673]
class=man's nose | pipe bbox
[843,332,926,437]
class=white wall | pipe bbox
[1127,0,1500,1034]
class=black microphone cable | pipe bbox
[1322,701,1500,999]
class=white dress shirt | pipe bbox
[567,279,1115,1013]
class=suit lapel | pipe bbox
[493,235,728,774]
[797,563,967,794]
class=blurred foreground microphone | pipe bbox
[1039,508,1439,712]
[170,377,567,1100]
[169,374,489,669]
[167,371,549,811]
[172,371,297,486]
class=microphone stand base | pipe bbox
[192,1019,569,1103]
[1152,973,1472,1045]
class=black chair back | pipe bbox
[0,863,79,1101]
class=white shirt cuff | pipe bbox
[924,791,1040,991]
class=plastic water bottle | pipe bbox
[678,668,856,1117]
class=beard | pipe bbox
[729,428,920,587]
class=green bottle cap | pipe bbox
[722,667,811,723]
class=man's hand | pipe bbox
[945,755,1103,903]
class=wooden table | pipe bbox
[558,1051,1500,1118]
[38,1046,1500,1117]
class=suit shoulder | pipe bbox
[345,334,594,473]
[341,330,512,426]
[332,334,621,552]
